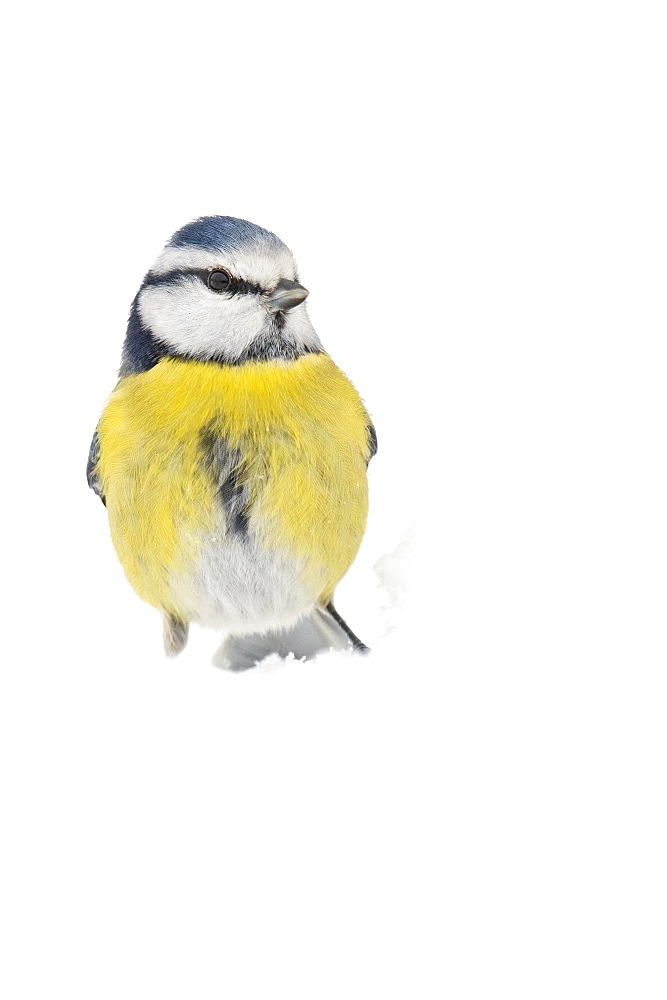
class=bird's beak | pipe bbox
[267,278,309,313]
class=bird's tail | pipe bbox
[213,603,369,671]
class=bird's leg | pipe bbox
[163,614,189,657]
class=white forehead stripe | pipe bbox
[150,244,298,289]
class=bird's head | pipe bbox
[121,216,321,373]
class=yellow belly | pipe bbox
[97,353,372,621]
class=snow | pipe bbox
[2,1,667,997]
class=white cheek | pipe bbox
[284,307,321,351]
[139,282,266,358]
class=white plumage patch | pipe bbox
[139,238,322,361]
[150,243,298,288]
[138,280,321,361]
[169,526,324,635]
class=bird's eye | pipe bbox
[208,269,231,292]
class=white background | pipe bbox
[2,1,665,997]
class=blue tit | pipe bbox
[87,216,377,669]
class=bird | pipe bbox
[87,216,376,670]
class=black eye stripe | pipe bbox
[142,268,264,296]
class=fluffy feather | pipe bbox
[96,353,372,633]
[90,216,375,665]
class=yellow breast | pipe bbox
[97,353,372,617]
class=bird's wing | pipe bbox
[86,429,106,506]
[367,422,377,464]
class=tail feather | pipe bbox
[213,605,368,671]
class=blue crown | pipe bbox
[168,216,286,252]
